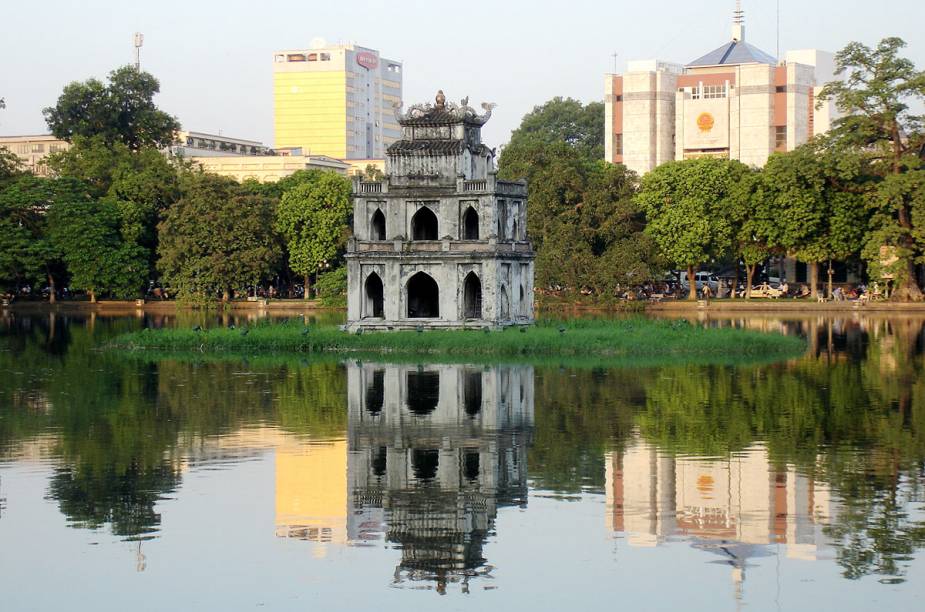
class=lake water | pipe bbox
[1,311,924,611]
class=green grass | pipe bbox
[107,318,805,366]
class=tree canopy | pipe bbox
[157,174,279,300]
[43,66,180,150]
[636,158,747,299]
[275,170,352,297]
[818,36,925,299]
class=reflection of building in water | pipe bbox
[275,440,348,554]
[347,363,534,589]
[606,438,832,558]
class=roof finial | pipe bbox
[435,90,446,110]
[732,0,745,42]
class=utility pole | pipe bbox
[133,32,144,70]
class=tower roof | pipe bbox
[687,0,776,67]
[686,39,776,67]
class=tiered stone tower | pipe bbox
[345,91,534,330]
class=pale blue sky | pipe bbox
[1,0,922,148]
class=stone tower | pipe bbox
[345,91,534,330]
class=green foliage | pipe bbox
[500,135,655,292]
[43,66,181,150]
[0,175,56,291]
[275,171,352,284]
[503,97,605,160]
[48,192,149,299]
[757,146,867,268]
[157,173,279,299]
[110,318,805,364]
[315,266,347,307]
[818,37,925,297]
[636,158,747,282]
[0,146,23,185]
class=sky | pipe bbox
[1,0,923,149]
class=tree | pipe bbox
[47,135,183,282]
[502,97,605,160]
[757,147,867,298]
[729,168,775,298]
[636,158,746,299]
[158,174,279,301]
[0,176,60,297]
[818,37,925,300]
[275,171,352,298]
[48,192,148,302]
[43,66,180,151]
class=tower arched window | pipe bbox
[370,209,386,241]
[462,206,479,240]
[411,206,438,240]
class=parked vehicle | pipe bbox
[680,271,719,292]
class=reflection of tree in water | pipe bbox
[48,460,181,538]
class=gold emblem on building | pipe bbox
[696,112,715,133]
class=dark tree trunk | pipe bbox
[809,263,818,299]
[745,264,755,299]
[687,266,697,301]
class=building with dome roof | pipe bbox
[604,2,842,174]
[345,91,535,330]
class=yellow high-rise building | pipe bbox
[273,41,403,159]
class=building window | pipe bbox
[614,133,623,156]
[49,144,64,153]
[693,85,726,100]
[16,144,30,154]
[388,64,401,73]
[274,54,285,63]
[320,53,331,61]
[776,85,786,93]
[31,144,45,153]
[287,54,306,62]
[775,125,787,150]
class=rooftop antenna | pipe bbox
[732,0,745,43]
[611,52,619,74]
[133,32,144,70]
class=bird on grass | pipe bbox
[240,328,249,336]
[301,327,310,336]
[192,325,202,332]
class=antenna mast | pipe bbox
[731,0,745,42]
[133,32,144,70]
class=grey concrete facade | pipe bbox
[345,91,535,330]
[345,362,533,585]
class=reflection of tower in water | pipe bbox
[347,363,534,590]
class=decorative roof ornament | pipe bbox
[391,93,496,126]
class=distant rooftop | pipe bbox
[686,2,776,68]
[687,39,776,67]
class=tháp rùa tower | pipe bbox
[345,91,534,330]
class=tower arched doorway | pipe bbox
[407,272,439,318]
[364,272,384,318]
[411,206,438,240]
[463,272,482,319]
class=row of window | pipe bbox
[9,143,65,154]
[367,205,523,242]
[276,52,332,63]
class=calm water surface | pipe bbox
[1,311,924,611]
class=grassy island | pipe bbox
[108,319,805,366]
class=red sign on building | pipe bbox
[356,52,379,70]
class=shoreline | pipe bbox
[6,297,925,315]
